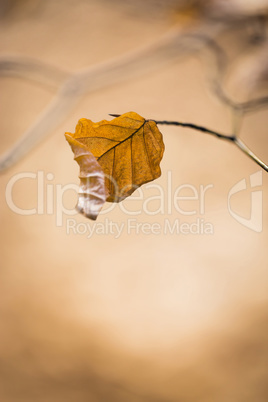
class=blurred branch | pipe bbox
[0,22,226,172]
[0,10,268,173]
[0,56,69,89]
[193,32,268,113]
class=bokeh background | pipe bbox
[0,1,268,401]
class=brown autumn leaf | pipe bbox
[65,111,165,220]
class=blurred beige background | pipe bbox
[0,1,268,401]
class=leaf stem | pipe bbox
[154,120,268,172]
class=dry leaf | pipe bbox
[64,135,106,220]
[65,112,165,219]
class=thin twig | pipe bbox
[234,137,268,172]
[154,120,268,172]
[153,120,235,141]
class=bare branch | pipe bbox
[155,120,268,172]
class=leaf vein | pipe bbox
[143,125,153,177]
[97,121,146,162]
[76,136,120,143]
